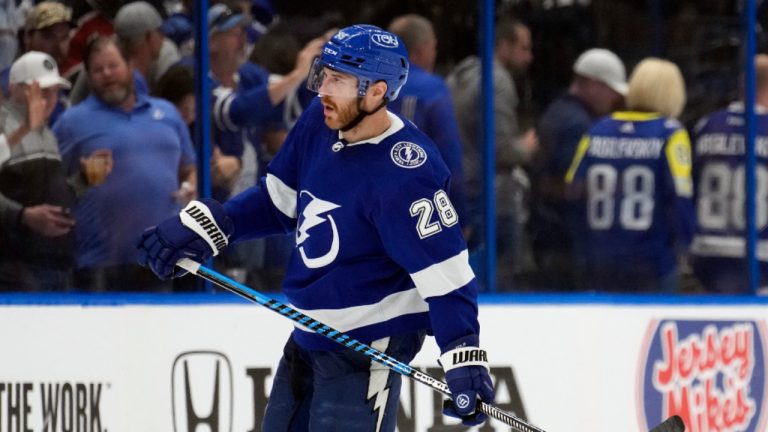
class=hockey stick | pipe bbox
[177,258,546,432]
[649,415,685,432]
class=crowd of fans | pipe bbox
[0,0,762,294]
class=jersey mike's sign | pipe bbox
[640,319,768,432]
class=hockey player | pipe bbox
[138,25,494,430]
[689,54,768,293]
[565,58,695,292]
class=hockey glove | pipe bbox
[440,335,495,426]
[137,199,234,279]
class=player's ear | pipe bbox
[370,80,388,101]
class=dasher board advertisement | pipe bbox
[0,300,765,432]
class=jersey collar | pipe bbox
[611,111,662,121]
[339,111,404,146]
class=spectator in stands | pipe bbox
[387,14,467,232]
[530,48,627,290]
[689,54,768,294]
[565,58,694,292]
[2,2,75,125]
[53,36,196,292]
[23,2,74,68]
[0,52,111,291]
[207,3,252,202]
[447,17,537,290]
[0,0,22,70]
[160,3,194,60]
[207,4,323,199]
[155,63,195,127]
[60,0,118,78]
[114,1,179,91]
[69,2,180,104]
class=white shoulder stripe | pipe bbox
[265,173,297,218]
[410,250,475,298]
[293,288,429,333]
[221,94,238,131]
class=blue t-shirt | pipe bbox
[566,111,695,290]
[690,102,768,292]
[223,99,480,351]
[53,92,196,269]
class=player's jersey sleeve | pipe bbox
[211,63,282,132]
[662,126,695,248]
[222,102,312,241]
[213,85,273,131]
[371,152,480,352]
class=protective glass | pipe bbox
[306,59,360,98]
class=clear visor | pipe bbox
[306,58,360,98]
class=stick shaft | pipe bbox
[177,258,545,432]
[649,415,685,432]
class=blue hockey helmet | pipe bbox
[307,24,409,101]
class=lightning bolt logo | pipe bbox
[367,337,392,431]
[390,141,427,168]
[296,191,341,268]
[403,146,413,162]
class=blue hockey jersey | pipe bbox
[223,99,480,351]
[690,102,768,292]
[565,111,695,291]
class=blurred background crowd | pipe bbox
[0,0,763,295]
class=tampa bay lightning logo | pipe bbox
[296,191,341,268]
[391,142,427,169]
[371,32,399,48]
[456,394,471,410]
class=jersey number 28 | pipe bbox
[410,190,458,238]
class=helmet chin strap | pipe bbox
[340,97,388,132]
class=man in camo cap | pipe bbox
[24,2,75,67]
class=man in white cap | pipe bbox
[530,48,628,290]
[0,2,76,124]
[0,51,109,291]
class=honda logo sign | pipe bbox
[172,351,233,432]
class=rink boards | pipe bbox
[0,293,767,432]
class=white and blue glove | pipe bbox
[137,199,234,279]
[440,335,495,426]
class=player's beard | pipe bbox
[94,77,134,107]
[321,96,359,130]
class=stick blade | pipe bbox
[649,415,685,432]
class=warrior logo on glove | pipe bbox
[456,394,471,409]
[180,201,229,254]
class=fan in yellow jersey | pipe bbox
[565,58,695,292]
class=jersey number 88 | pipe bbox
[587,164,655,230]
[697,162,768,231]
